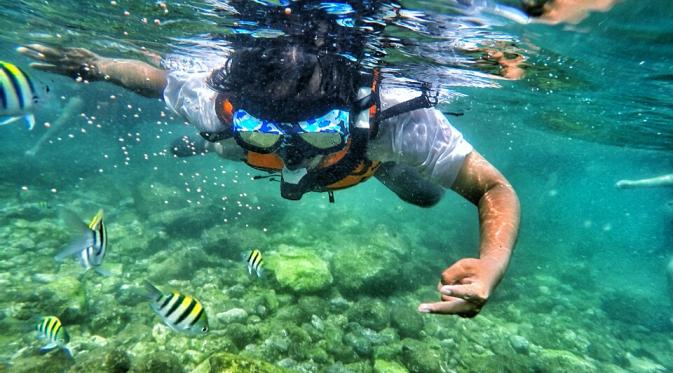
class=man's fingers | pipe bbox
[29,63,64,73]
[440,284,485,304]
[22,44,63,59]
[16,46,46,60]
[69,47,96,57]
[441,258,479,285]
[418,299,479,317]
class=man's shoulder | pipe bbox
[379,86,419,106]
[167,70,211,84]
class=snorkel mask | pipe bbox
[231,108,351,161]
[202,72,378,201]
[207,86,372,200]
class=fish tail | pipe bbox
[142,280,162,300]
[94,266,112,276]
[24,114,35,130]
[63,346,74,360]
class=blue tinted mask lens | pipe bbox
[233,109,283,150]
[297,110,349,149]
[238,132,282,149]
[233,109,349,151]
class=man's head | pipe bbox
[209,42,360,122]
[208,42,365,169]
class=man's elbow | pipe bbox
[486,181,521,220]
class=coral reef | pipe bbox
[1,175,671,373]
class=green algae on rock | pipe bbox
[399,338,446,373]
[390,302,424,339]
[537,349,597,372]
[346,297,390,331]
[192,352,294,373]
[331,244,400,296]
[374,359,408,373]
[134,350,184,373]
[265,247,332,294]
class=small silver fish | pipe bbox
[143,280,209,335]
[247,249,263,277]
[55,209,110,276]
[0,61,43,129]
[35,316,72,357]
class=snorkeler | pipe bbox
[18,2,520,318]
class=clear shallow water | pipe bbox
[1,1,673,372]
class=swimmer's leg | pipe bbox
[374,162,444,207]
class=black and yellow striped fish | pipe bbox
[0,61,41,129]
[247,249,263,277]
[35,316,71,357]
[143,280,209,335]
[55,209,109,275]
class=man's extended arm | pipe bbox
[616,174,673,189]
[18,44,167,98]
[419,151,520,317]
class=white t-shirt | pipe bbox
[163,71,473,188]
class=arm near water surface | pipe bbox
[18,44,166,98]
[615,174,673,189]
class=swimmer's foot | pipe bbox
[171,135,208,157]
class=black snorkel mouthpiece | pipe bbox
[280,166,309,200]
[280,179,305,200]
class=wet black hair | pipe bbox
[208,42,364,122]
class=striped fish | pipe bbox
[0,61,41,129]
[247,249,263,277]
[35,316,72,357]
[55,209,109,276]
[143,280,209,335]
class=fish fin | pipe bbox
[248,264,253,276]
[256,266,264,278]
[164,321,182,333]
[0,116,21,126]
[55,234,89,261]
[59,209,88,230]
[39,342,59,353]
[24,114,35,130]
[88,209,104,230]
[94,266,112,276]
[143,280,162,300]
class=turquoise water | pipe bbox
[1,1,672,372]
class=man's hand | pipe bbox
[17,44,103,81]
[615,179,635,189]
[418,257,503,317]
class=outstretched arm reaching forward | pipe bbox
[18,44,167,98]
[615,174,673,189]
